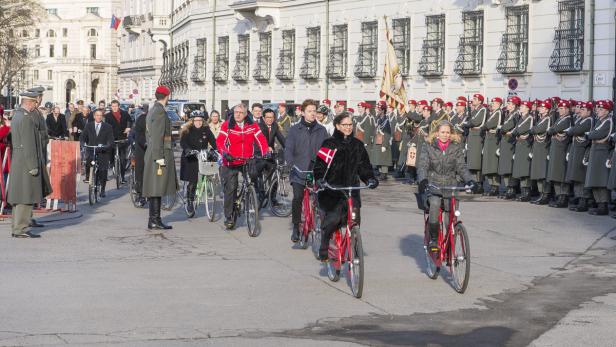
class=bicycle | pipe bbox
[317,182,371,299]
[226,156,260,237]
[83,144,107,206]
[419,183,471,294]
[261,153,292,217]
[292,166,321,253]
[127,143,143,208]
[112,139,129,189]
[185,149,220,221]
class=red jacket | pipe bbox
[216,117,268,166]
[0,124,10,174]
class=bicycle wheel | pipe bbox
[88,167,96,206]
[245,185,260,237]
[298,191,311,249]
[115,156,121,189]
[311,210,322,260]
[204,177,217,222]
[424,220,440,280]
[128,166,140,207]
[451,223,471,293]
[270,174,292,217]
[161,192,177,211]
[327,232,341,282]
[348,227,364,298]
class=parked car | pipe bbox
[167,100,206,121]
[165,106,184,144]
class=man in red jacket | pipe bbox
[217,103,269,229]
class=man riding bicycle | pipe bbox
[313,112,378,261]
[216,103,269,229]
[105,100,132,184]
[254,108,286,204]
[81,109,114,197]
[417,120,475,253]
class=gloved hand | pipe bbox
[316,179,326,188]
[29,168,39,176]
[368,178,379,189]
[466,180,477,191]
[186,150,198,157]
[155,159,166,166]
[381,146,386,153]
[566,128,574,137]
[511,130,519,138]
[418,179,429,194]
[223,152,234,162]
[547,128,556,136]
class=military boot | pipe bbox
[504,187,516,200]
[554,195,568,208]
[568,197,579,211]
[574,198,588,212]
[589,203,608,216]
[517,188,531,202]
[533,193,551,205]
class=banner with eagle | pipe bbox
[379,17,409,114]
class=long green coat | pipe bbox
[413,118,430,167]
[585,117,613,188]
[512,114,533,179]
[498,110,518,176]
[466,106,487,171]
[370,114,392,166]
[530,116,551,180]
[565,117,593,183]
[398,112,420,167]
[450,112,467,145]
[546,114,572,183]
[481,109,501,175]
[142,101,179,198]
[607,134,616,190]
[357,113,375,157]
[7,107,52,204]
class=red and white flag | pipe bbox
[317,147,337,167]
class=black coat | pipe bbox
[71,114,89,142]
[314,129,375,211]
[258,121,285,150]
[180,125,217,183]
[104,109,132,140]
[80,121,114,168]
[46,113,69,138]
[133,112,147,152]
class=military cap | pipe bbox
[456,101,466,107]
[596,100,612,111]
[27,86,46,95]
[472,94,484,102]
[491,97,503,104]
[521,101,533,109]
[507,96,521,106]
[422,105,432,112]
[444,101,453,108]
[19,91,39,100]
[407,99,417,105]
[557,100,570,108]
[322,99,331,106]
[347,107,355,113]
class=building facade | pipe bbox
[17,0,121,106]
[157,0,615,113]
[117,0,172,105]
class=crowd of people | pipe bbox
[2,84,615,242]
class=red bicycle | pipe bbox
[293,166,321,255]
[421,183,471,293]
[319,182,370,298]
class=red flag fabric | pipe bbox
[317,147,337,167]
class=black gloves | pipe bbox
[511,130,519,138]
[418,179,429,194]
[546,128,556,136]
[368,178,379,189]
[223,152,234,161]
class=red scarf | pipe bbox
[437,139,450,152]
[112,111,121,124]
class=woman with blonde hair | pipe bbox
[208,110,222,138]
[417,120,475,253]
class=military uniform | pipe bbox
[511,111,533,201]
[466,105,487,182]
[481,105,502,194]
[277,113,293,138]
[584,106,613,215]
[428,108,449,134]
[498,109,519,198]
[357,112,375,160]
[546,104,573,207]
[566,114,594,211]
[370,113,392,178]
[390,111,402,169]
[450,111,467,145]
[398,109,421,181]
[529,111,552,204]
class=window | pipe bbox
[88,29,98,37]
[549,0,584,72]
[34,70,39,80]
[418,15,445,76]
[62,44,67,57]
[191,38,206,82]
[276,30,295,80]
[49,44,55,57]
[35,45,41,57]
[254,32,272,81]
[47,8,58,16]
[496,6,529,74]
[214,36,229,82]
[300,27,320,80]
[47,30,56,38]
[35,29,40,38]
[21,30,29,38]
[86,7,99,15]
[454,11,484,75]
[327,24,348,79]
[232,34,249,81]
[62,28,68,37]
[354,21,378,78]
[90,44,96,59]
[47,70,53,80]
[392,18,410,77]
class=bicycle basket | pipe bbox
[415,192,428,211]
[199,159,219,176]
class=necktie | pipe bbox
[95,123,100,136]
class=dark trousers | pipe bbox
[391,141,400,168]
[110,142,128,180]
[86,154,108,190]
[428,195,449,239]
[291,182,305,225]
[134,146,145,194]
[221,165,242,219]
[320,196,360,251]
[255,159,275,200]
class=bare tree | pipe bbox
[0,0,44,103]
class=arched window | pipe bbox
[47,29,56,37]
[88,28,98,37]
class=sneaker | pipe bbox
[224,218,234,230]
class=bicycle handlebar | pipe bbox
[292,165,313,174]
[427,183,473,191]
[114,139,129,144]
[83,144,110,149]
[319,182,372,192]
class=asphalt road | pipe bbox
[1,179,615,346]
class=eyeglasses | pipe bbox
[339,123,353,127]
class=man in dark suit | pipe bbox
[81,109,114,197]
[105,100,132,183]
[132,104,148,206]
[254,108,286,204]
[46,106,69,139]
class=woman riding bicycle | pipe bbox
[314,112,378,261]
[417,120,475,253]
[180,110,217,217]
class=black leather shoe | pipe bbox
[589,203,608,216]
[224,218,234,230]
[148,218,172,230]
[318,248,329,262]
[12,231,41,238]
[29,219,44,228]
[291,224,300,243]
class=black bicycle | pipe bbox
[227,156,260,237]
[260,152,292,217]
[84,144,107,206]
[112,139,128,189]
